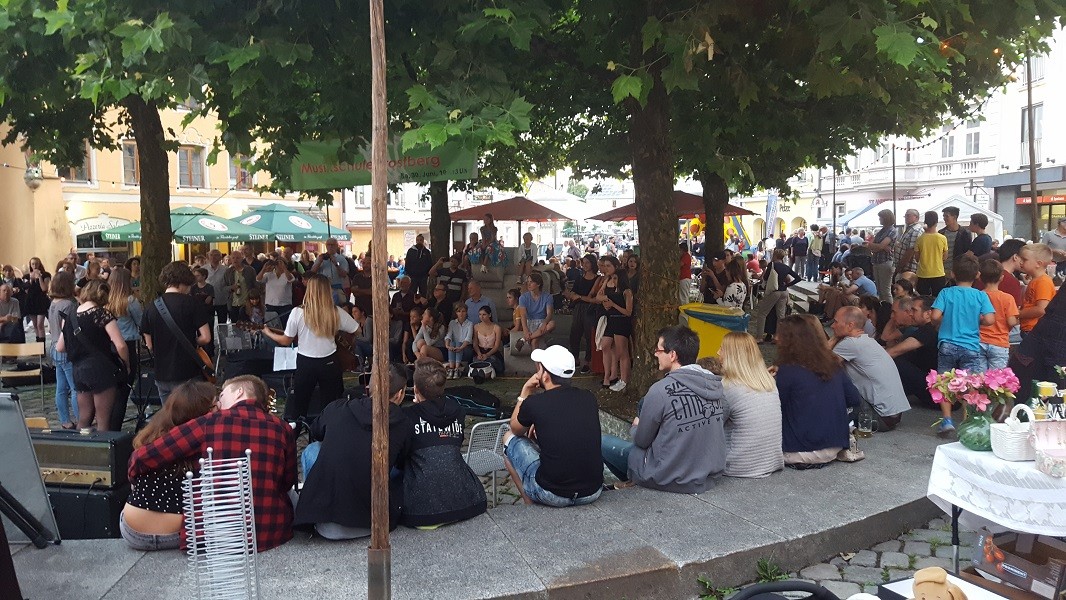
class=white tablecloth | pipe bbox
[927,442,1066,536]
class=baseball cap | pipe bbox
[530,345,576,378]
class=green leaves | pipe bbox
[641,17,662,53]
[611,74,643,104]
[873,24,919,67]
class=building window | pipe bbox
[122,141,139,185]
[966,119,979,129]
[61,143,91,182]
[940,135,954,159]
[177,146,205,188]
[229,154,252,190]
[1021,104,1043,166]
[965,132,980,155]
[1021,55,1046,83]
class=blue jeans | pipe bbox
[301,441,322,479]
[600,435,633,481]
[978,343,1009,371]
[805,255,820,281]
[505,437,601,507]
[938,341,983,373]
[447,346,474,365]
[52,348,78,424]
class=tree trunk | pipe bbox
[428,180,451,261]
[628,61,678,394]
[124,96,171,303]
[699,170,728,260]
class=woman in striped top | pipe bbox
[718,332,783,478]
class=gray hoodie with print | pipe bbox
[628,364,726,493]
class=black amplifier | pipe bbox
[45,483,129,539]
[30,429,133,489]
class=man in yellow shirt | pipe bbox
[914,211,948,297]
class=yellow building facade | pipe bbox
[0,109,344,270]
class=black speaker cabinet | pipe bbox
[45,484,129,540]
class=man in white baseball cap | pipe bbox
[503,345,603,506]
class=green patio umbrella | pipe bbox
[234,203,343,242]
[100,207,272,243]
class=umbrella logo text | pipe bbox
[288,215,313,230]
[198,218,229,232]
[240,215,263,226]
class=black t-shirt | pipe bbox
[350,271,373,316]
[902,323,938,372]
[516,386,603,498]
[389,290,421,322]
[141,292,210,382]
[191,283,216,323]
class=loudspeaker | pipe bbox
[44,484,129,540]
[30,429,133,489]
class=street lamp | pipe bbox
[23,166,43,191]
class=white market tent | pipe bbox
[846,196,1003,242]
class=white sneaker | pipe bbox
[609,380,627,392]
[480,265,488,273]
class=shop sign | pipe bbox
[1016,195,1066,205]
[72,214,130,235]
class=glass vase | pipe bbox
[957,408,994,451]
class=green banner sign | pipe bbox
[290,139,478,190]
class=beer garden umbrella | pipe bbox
[234,203,342,242]
[589,190,755,221]
[100,207,272,243]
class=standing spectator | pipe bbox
[565,239,582,262]
[224,249,257,322]
[749,248,801,344]
[828,306,911,431]
[718,332,783,478]
[1040,216,1066,278]
[45,273,77,428]
[914,211,948,296]
[402,232,432,296]
[204,249,230,325]
[401,359,487,527]
[978,259,1018,371]
[775,315,861,469]
[867,209,898,301]
[892,209,922,278]
[349,256,373,317]
[130,375,296,551]
[504,346,603,506]
[1018,243,1055,336]
[310,238,350,305]
[600,326,726,491]
[141,262,213,403]
[106,267,143,430]
[595,258,632,392]
[258,257,295,326]
[806,225,823,282]
[790,229,809,279]
[22,257,50,342]
[190,268,215,339]
[55,280,130,431]
[968,214,993,257]
[939,206,972,278]
[563,255,602,374]
[125,256,142,296]
[679,242,693,304]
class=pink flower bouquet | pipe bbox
[926,368,1020,412]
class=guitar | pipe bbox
[197,347,217,384]
[233,321,361,373]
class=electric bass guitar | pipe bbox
[232,321,361,373]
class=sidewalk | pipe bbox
[11,409,951,600]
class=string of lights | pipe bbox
[0,160,250,194]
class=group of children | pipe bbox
[923,239,1054,435]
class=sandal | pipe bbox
[61,422,76,430]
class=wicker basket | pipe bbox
[990,404,1036,462]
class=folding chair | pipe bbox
[464,419,510,507]
[0,342,45,405]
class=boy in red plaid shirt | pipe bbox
[128,375,297,551]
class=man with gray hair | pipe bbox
[867,209,898,301]
[892,208,922,278]
[311,237,350,305]
[464,280,497,323]
[829,306,910,431]
[0,283,26,343]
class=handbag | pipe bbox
[153,297,216,383]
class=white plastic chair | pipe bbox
[464,419,510,507]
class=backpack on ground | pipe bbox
[445,385,502,419]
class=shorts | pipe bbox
[73,357,119,393]
[604,315,632,338]
[504,437,601,508]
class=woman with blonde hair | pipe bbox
[718,332,782,477]
[262,274,358,420]
[120,381,215,550]
[106,267,143,429]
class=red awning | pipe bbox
[589,190,754,221]
[450,196,578,222]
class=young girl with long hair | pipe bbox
[22,256,50,341]
[402,306,424,364]
[597,256,633,392]
[718,332,782,478]
[413,308,446,362]
[119,381,216,550]
[262,274,358,420]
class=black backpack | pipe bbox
[445,385,502,419]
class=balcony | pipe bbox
[960,161,979,175]
[936,164,953,177]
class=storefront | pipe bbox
[984,166,1066,239]
[1015,192,1066,232]
[70,214,133,262]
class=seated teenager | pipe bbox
[504,346,603,507]
[120,381,215,551]
[295,363,413,539]
[718,332,783,478]
[774,315,861,469]
[128,375,296,551]
[400,359,487,528]
[600,326,725,492]
[472,305,505,376]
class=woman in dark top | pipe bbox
[544,242,556,261]
[119,381,215,550]
[563,254,603,373]
[625,254,640,297]
[596,256,633,393]
[773,314,860,469]
[55,280,130,431]
[400,359,487,527]
[22,256,50,340]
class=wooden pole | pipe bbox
[368,0,391,597]
[1025,40,1040,241]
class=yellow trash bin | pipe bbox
[679,303,750,359]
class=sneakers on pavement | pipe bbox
[937,417,956,438]
[609,380,627,392]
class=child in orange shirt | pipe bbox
[978,259,1019,370]
[1018,243,1055,334]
